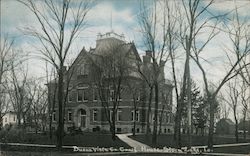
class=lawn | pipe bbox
[0,129,129,152]
[213,145,250,154]
[130,134,250,154]
[130,134,250,148]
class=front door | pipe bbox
[79,109,86,128]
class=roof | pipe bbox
[218,118,235,125]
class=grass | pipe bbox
[130,134,250,148]
[0,129,129,152]
[213,145,250,154]
[130,134,250,154]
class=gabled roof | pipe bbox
[218,118,235,125]
[67,47,88,72]
[69,34,142,70]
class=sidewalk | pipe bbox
[116,133,150,151]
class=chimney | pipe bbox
[143,50,152,64]
[146,50,152,57]
[143,55,150,64]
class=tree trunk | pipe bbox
[56,66,64,150]
[22,113,26,130]
[146,87,153,136]
[208,96,215,151]
[234,108,239,143]
[49,83,56,140]
[17,112,21,127]
[243,115,246,140]
[111,113,116,141]
[152,82,159,145]
[35,112,38,134]
[49,114,53,139]
[174,101,182,148]
[158,105,165,135]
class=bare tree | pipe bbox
[0,37,13,85]
[45,63,58,139]
[126,80,141,136]
[240,81,249,140]
[138,0,173,145]
[219,99,230,119]
[177,0,250,150]
[137,56,154,136]
[223,78,240,142]
[27,79,48,133]
[0,36,22,128]
[176,0,220,149]
[158,103,165,135]
[89,42,131,140]
[7,63,29,128]
[18,0,92,149]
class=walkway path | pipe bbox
[116,133,150,151]
[192,142,250,149]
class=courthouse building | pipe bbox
[49,31,174,133]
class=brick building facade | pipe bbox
[49,31,174,134]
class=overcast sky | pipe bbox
[1,0,250,118]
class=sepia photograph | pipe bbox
[0,0,250,155]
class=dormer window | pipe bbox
[77,64,88,76]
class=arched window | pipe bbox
[80,109,86,115]
[79,109,86,127]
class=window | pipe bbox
[118,94,122,101]
[166,113,170,123]
[77,89,83,101]
[68,91,73,102]
[53,111,56,122]
[83,89,88,101]
[68,110,72,121]
[93,87,98,101]
[110,90,114,101]
[136,92,140,101]
[80,109,86,127]
[77,64,89,76]
[131,110,139,121]
[117,128,121,132]
[151,114,155,123]
[117,109,122,121]
[5,117,7,122]
[168,129,171,133]
[13,116,15,122]
[131,111,134,121]
[93,109,97,121]
[77,88,88,102]
[135,110,140,122]
[136,128,140,133]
